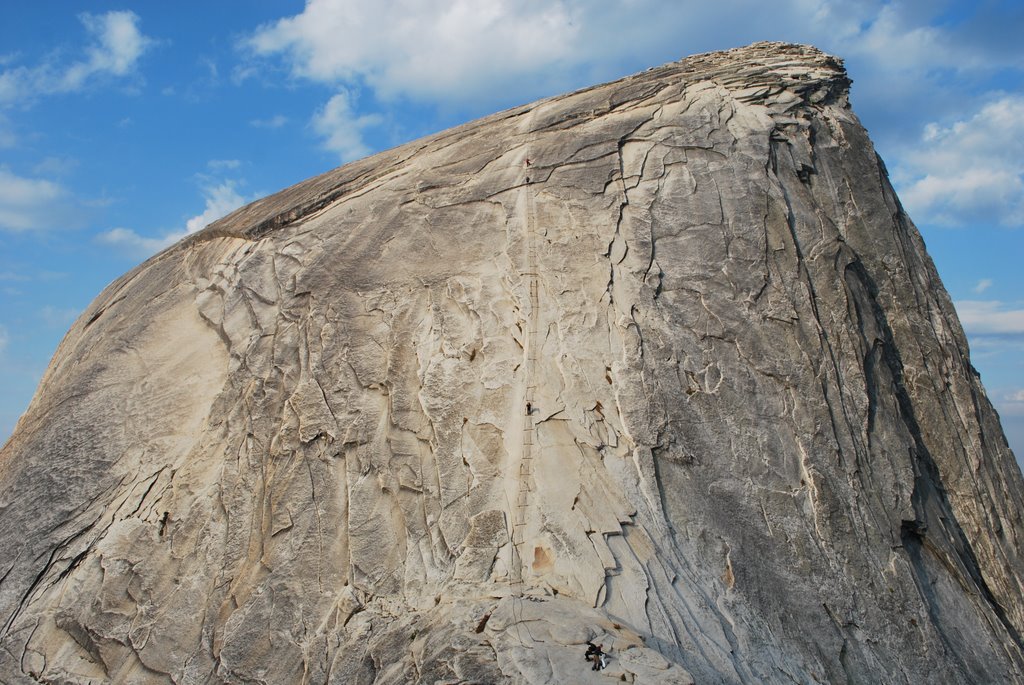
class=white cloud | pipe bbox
[841,4,984,74]
[0,325,8,355]
[200,56,219,81]
[999,390,1024,418]
[817,1,1024,95]
[236,0,1024,196]
[235,0,1024,193]
[207,159,241,171]
[95,227,169,255]
[244,1,1024,105]
[97,180,249,256]
[32,156,78,176]
[0,166,71,231]
[311,90,381,161]
[973,278,994,294]
[895,95,1024,227]
[0,113,14,147]
[251,114,288,128]
[184,181,248,234]
[39,305,79,328]
[0,10,152,106]
[247,0,579,102]
[61,11,152,90]
[0,269,64,282]
[954,300,1024,336]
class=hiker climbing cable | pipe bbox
[584,642,608,671]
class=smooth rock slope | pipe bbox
[2,42,1024,684]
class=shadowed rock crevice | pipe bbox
[2,42,1024,684]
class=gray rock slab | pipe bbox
[2,42,1024,684]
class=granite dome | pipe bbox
[2,42,1023,684]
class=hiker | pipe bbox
[584,642,608,671]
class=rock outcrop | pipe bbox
[2,42,1024,684]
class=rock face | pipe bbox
[2,42,1024,684]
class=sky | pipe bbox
[1,0,1023,461]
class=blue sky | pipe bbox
[1,1,1023,459]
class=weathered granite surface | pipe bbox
[2,42,1023,684]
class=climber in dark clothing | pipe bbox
[585,641,608,671]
